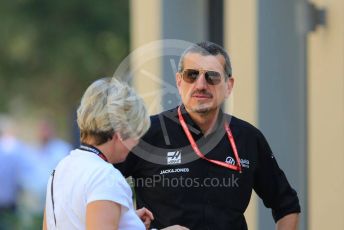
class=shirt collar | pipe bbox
[178,104,226,137]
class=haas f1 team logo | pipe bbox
[167,151,181,165]
[226,156,250,168]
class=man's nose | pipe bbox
[194,73,207,89]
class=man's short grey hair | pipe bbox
[178,41,232,77]
[77,78,150,145]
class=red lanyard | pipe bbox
[178,106,242,172]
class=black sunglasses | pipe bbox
[181,69,222,85]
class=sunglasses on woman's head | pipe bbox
[181,69,223,85]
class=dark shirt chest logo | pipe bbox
[226,156,250,169]
[167,150,182,165]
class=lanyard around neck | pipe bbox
[79,143,109,162]
[178,106,242,172]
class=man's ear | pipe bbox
[176,72,182,93]
[225,77,234,98]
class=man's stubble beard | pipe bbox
[187,102,214,115]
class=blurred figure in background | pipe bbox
[28,118,72,221]
[0,115,36,230]
[36,118,72,180]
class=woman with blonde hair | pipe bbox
[43,78,153,229]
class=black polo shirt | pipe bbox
[116,105,300,230]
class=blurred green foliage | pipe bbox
[0,0,129,118]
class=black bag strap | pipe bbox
[51,169,57,226]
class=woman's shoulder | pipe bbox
[89,161,129,187]
[86,162,132,208]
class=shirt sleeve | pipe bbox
[86,165,131,210]
[253,131,301,222]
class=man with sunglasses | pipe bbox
[116,41,300,230]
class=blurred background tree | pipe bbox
[0,0,129,140]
